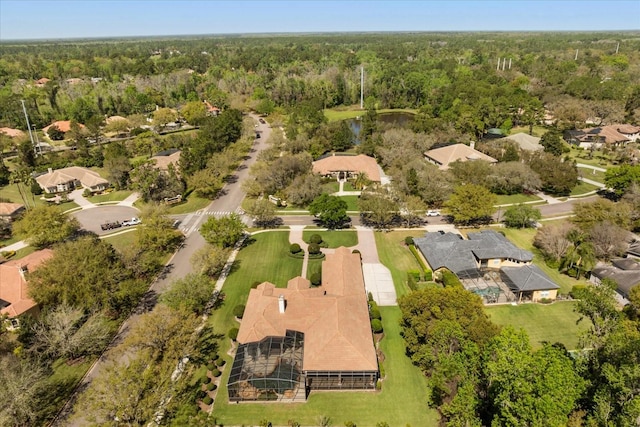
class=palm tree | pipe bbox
[353,172,370,191]
[561,241,596,280]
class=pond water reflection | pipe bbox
[347,112,415,144]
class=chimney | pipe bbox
[48,167,53,174]
[470,141,476,150]
[18,265,28,280]
[278,295,286,314]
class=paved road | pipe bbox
[55,113,271,426]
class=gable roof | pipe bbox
[312,154,381,182]
[0,249,54,318]
[498,133,543,151]
[237,247,378,372]
[502,265,560,292]
[424,143,497,170]
[414,230,533,278]
[35,166,108,189]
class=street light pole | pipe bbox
[32,125,41,156]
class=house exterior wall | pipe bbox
[532,289,558,302]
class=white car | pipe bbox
[426,210,441,217]
[122,217,141,226]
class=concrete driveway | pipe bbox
[72,206,140,235]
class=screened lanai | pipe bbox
[228,330,306,402]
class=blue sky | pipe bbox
[1,0,639,40]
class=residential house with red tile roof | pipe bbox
[424,142,498,170]
[312,154,381,182]
[228,247,378,402]
[0,249,53,329]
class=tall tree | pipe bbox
[13,205,79,248]
[308,193,349,229]
[199,213,246,248]
[502,204,542,228]
[443,184,496,226]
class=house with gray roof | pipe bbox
[590,258,640,305]
[414,230,559,302]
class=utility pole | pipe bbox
[616,42,620,54]
[502,57,506,71]
[360,66,364,110]
[21,100,37,155]
[575,49,579,60]
[497,57,500,71]
[508,58,512,69]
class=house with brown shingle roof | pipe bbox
[564,124,639,148]
[312,154,381,182]
[424,142,498,170]
[0,249,53,329]
[228,247,378,402]
[0,203,25,221]
[35,166,109,194]
[150,149,181,172]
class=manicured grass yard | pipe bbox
[374,230,423,297]
[578,167,606,183]
[494,193,542,205]
[102,229,137,253]
[324,107,417,122]
[88,190,133,203]
[340,195,360,211]
[0,183,78,212]
[213,306,436,427]
[485,302,589,350]
[166,195,211,214]
[571,181,600,196]
[302,230,358,248]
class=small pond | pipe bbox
[346,112,415,144]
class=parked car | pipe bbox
[259,118,266,124]
[100,221,122,230]
[122,217,141,226]
[426,210,441,217]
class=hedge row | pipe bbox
[408,245,433,281]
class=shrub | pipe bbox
[308,242,321,255]
[228,327,239,341]
[233,304,246,318]
[44,192,56,199]
[206,363,215,371]
[211,368,221,377]
[352,249,361,255]
[424,269,433,281]
[216,357,226,367]
[570,285,587,299]
[197,390,207,399]
[407,270,421,282]
[82,188,92,198]
[310,272,321,286]
[202,375,212,384]
[404,236,414,246]
[202,396,213,405]
[309,233,323,244]
[251,281,262,289]
[289,243,302,254]
[368,292,374,302]
[207,382,217,391]
[371,319,383,333]
[441,270,463,288]
[407,273,418,291]
[538,298,553,304]
[30,181,43,195]
[369,307,381,320]
[1,250,16,259]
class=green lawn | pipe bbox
[323,107,417,122]
[39,357,94,422]
[101,229,137,253]
[302,230,358,248]
[88,190,133,203]
[322,181,340,194]
[374,231,424,298]
[578,167,606,183]
[509,125,549,137]
[499,227,591,294]
[571,181,600,196]
[340,195,360,211]
[567,147,616,168]
[166,195,211,214]
[494,193,543,205]
[0,183,79,212]
[343,181,356,191]
[485,302,589,350]
[213,306,435,426]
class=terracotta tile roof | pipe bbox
[0,127,25,138]
[424,143,498,170]
[43,120,85,134]
[615,124,640,135]
[0,249,53,318]
[35,166,108,189]
[204,101,220,112]
[574,126,629,144]
[0,203,24,217]
[312,154,381,182]
[237,247,378,372]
